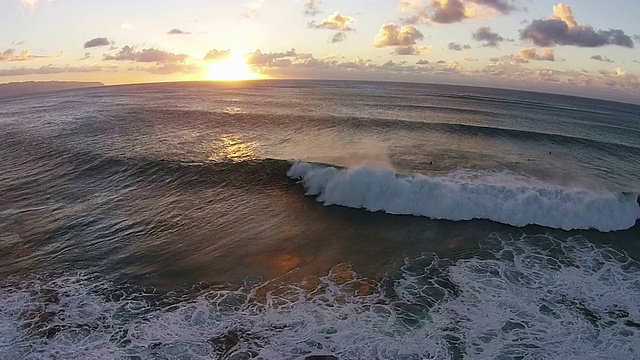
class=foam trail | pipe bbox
[3,234,640,359]
[288,161,640,232]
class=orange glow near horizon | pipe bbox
[205,52,260,81]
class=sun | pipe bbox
[205,52,259,81]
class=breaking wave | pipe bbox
[288,161,640,232]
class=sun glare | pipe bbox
[205,52,259,81]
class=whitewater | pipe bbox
[288,161,640,232]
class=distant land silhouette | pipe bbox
[0,81,105,98]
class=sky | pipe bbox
[2,0,640,102]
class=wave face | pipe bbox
[288,161,640,232]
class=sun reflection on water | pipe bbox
[210,135,260,162]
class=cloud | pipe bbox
[472,0,516,14]
[204,49,231,61]
[241,0,265,18]
[446,60,462,72]
[374,24,427,56]
[1,49,32,62]
[429,0,466,23]
[310,11,356,43]
[80,52,91,60]
[242,48,475,82]
[550,3,576,27]
[245,50,343,71]
[310,12,355,31]
[398,0,517,24]
[448,42,471,51]
[393,46,432,55]
[245,49,357,75]
[472,26,504,47]
[0,65,106,77]
[590,55,614,63]
[330,32,347,43]
[167,29,191,35]
[241,47,640,103]
[519,48,555,61]
[236,49,640,101]
[304,0,320,16]
[380,59,408,69]
[464,57,479,61]
[490,48,555,64]
[103,46,188,64]
[337,57,374,70]
[374,23,424,47]
[246,49,298,67]
[19,0,51,11]
[132,63,203,75]
[534,69,560,82]
[84,37,112,49]
[0,48,61,62]
[520,3,634,48]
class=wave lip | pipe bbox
[287,161,640,232]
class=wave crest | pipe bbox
[287,161,640,232]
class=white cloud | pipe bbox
[19,0,51,11]
[311,12,355,31]
[241,0,265,18]
[374,24,424,47]
[0,48,62,62]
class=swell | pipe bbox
[0,131,293,193]
[430,122,640,153]
[435,89,640,119]
[62,154,295,192]
[288,161,640,232]
[367,102,498,117]
[0,135,294,212]
[0,148,297,277]
[55,105,640,154]
[110,106,640,152]
[226,109,640,153]
[338,116,640,153]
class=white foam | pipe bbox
[287,161,640,232]
[2,234,640,359]
[450,234,640,359]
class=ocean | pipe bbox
[1,80,639,359]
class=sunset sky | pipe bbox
[2,0,639,102]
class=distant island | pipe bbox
[0,81,105,98]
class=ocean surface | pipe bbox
[1,80,639,359]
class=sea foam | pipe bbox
[2,234,639,359]
[287,161,640,232]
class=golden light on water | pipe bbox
[210,135,260,162]
[205,53,259,81]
